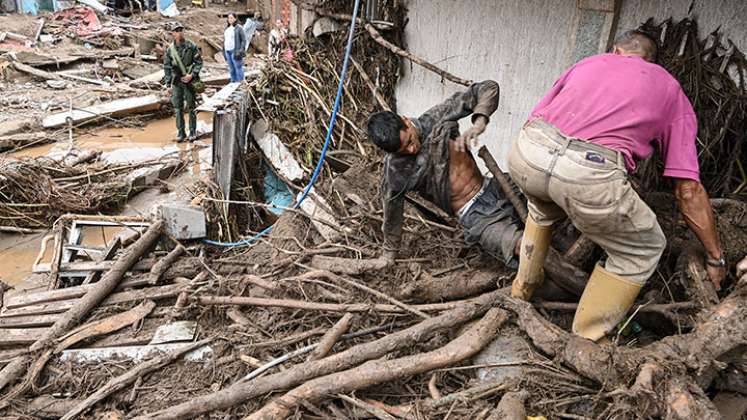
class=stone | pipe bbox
[472,326,531,383]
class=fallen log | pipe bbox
[246,308,507,419]
[400,268,498,302]
[147,245,185,285]
[133,288,506,420]
[60,338,212,420]
[10,61,61,81]
[194,295,470,314]
[307,313,353,361]
[309,255,388,275]
[0,220,163,402]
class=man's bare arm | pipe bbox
[674,179,726,289]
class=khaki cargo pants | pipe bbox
[507,119,666,284]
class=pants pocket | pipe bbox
[565,192,624,235]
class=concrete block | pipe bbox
[157,204,206,240]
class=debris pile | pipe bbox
[0,2,745,419]
[637,18,747,198]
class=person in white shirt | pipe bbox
[223,13,247,83]
[268,19,287,61]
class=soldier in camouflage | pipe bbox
[163,22,203,142]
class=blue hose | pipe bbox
[204,0,363,247]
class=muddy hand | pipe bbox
[455,118,487,153]
[181,74,193,83]
[707,264,727,290]
[737,255,747,284]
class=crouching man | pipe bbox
[508,30,726,341]
[367,80,524,267]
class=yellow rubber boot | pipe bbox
[572,264,642,341]
[510,215,553,301]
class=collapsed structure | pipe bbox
[0,1,746,419]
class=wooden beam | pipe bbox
[0,328,46,346]
[42,94,164,129]
[4,275,158,310]
[0,284,185,318]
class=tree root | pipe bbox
[245,308,507,419]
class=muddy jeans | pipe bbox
[459,178,524,268]
[507,119,666,284]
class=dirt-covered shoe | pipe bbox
[176,133,187,143]
[187,132,197,142]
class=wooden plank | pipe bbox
[4,275,156,310]
[0,328,46,346]
[0,284,185,318]
[33,257,158,274]
[42,94,163,129]
[0,313,59,328]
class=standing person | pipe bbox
[507,30,726,342]
[268,19,287,61]
[163,22,203,142]
[224,13,247,83]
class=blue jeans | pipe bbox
[225,50,245,82]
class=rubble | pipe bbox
[0,1,744,419]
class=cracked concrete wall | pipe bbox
[395,0,747,167]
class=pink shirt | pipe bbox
[530,53,700,181]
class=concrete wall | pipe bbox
[395,0,747,167]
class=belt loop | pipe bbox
[558,137,570,156]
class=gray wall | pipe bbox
[395,0,747,167]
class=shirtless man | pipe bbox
[366,80,524,266]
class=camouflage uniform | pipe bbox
[164,39,203,139]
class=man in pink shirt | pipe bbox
[507,30,726,342]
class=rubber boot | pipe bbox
[510,215,552,301]
[572,264,642,342]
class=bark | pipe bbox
[488,390,528,420]
[194,295,474,314]
[400,269,499,302]
[133,289,506,420]
[54,300,156,352]
[245,308,507,419]
[60,339,212,420]
[493,288,746,418]
[309,255,389,275]
[147,244,185,285]
[307,313,353,361]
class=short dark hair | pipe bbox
[614,30,658,62]
[367,111,405,153]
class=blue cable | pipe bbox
[204,0,363,247]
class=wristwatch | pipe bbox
[706,255,726,268]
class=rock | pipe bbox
[472,326,531,383]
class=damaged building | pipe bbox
[0,0,746,419]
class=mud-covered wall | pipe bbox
[395,0,747,167]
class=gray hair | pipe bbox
[614,30,658,62]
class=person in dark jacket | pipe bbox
[367,80,524,268]
[224,13,247,83]
[163,22,203,142]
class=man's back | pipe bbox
[531,53,697,179]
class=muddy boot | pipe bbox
[572,264,642,342]
[510,215,552,301]
[187,132,197,142]
[175,108,186,142]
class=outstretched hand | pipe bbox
[455,117,488,152]
[707,265,727,290]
